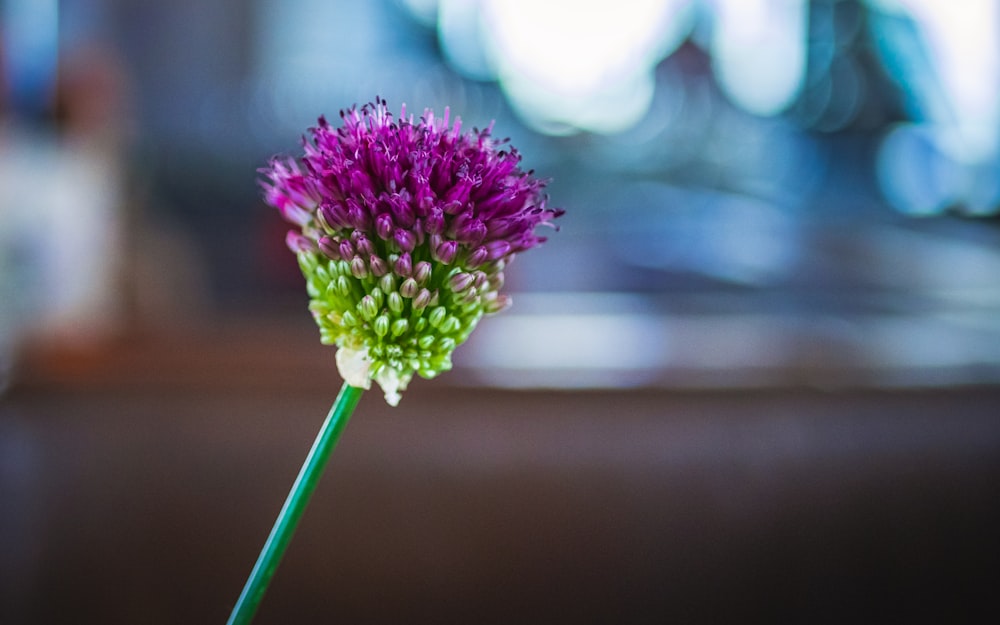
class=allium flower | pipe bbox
[262,98,562,405]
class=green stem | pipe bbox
[227,382,365,625]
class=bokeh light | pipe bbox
[710,0,808,117]
[426,0,693,134]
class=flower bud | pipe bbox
[338,239,355,261]
[313,263,330,283]
[451,210,473,236]
[346,198,370,229]
[336,275,352,297]
[400,277,419,298]
[434,240,458,264]
[440,316,461,334]
[350,257,369,279]
[411,220,426,246]
[449,272,474,293]
[379,274,396,294]
[375,213,394,240]
[286,231,316,254]
[460,288,479,304]
[438,337,456,353]
[318,236,341,260]
[298,252,319,273]
[425,208,445,234]
[389,194,416,227]
[412,288,432,311]
[353,233,375,257]
[390,319,409,337]
[350,170,372,194]
[456,219,487,245]
[359,295,378,321]
[394,229,416,253]
[466,246,488,268]
[473,271,488,289]
[413,261,432,285]
[485,240,511,260]
[374,314,390,337]
[369,255,388,277]
[428,306,447,328]
[341,310,359,327]
[484,293,512,314]
[320,201,350,229]
[394,252,412,277]
[387,291,404,314]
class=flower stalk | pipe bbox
[226,382,364,625]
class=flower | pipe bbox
[262,97,563,405]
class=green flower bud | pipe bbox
[440,316,461,334]
[359,295,378,321]
[428,306,447,328]
[379,273,396,294]
[374,315,390,337]
[387,291,404,314]
[391,318,409,337]
[336,275,352,297]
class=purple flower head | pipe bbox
[261,97,563,404]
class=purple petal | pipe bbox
[394,252,412,277]
[485,240,511,260]
[285,230,316,253]
[394,229,416,253]
[318,236,341,260]
[433,240,458,264]
[375,213,394,240]
[339,239,355,261]
[466,246,488,268]
[456,219,487,245]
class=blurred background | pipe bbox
[1,0,998,623]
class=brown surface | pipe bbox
[2,333,999,624]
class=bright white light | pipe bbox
[874,0,1000,163]
[710,0,808,116]
[479,0,693,134]
[499,68,656,136]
